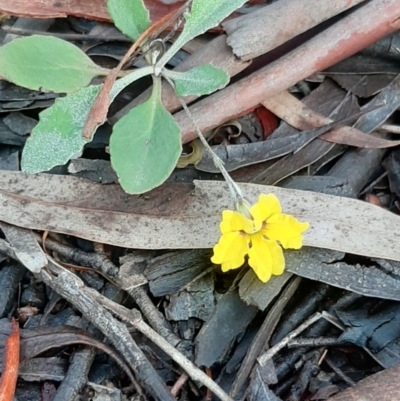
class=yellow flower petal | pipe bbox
[220,210,255,234]
[248,234,285,283]
[262,213,309,249]
[268,240,285,276]
[211,231,250,271]
[221,257,246,272]
[250,194,282,226]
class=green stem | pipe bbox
[116,70,134,78]
[110,65,155,100]
[151,74,162,100]
[154,39,183,75]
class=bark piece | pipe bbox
[145,250,212,297]
[195,289,258,368]
[223,0,366,61]
[0,263,26,318]
[239,271,293,311]
[165,273,215,321]
[286,248,400,301]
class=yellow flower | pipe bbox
[211,194,309,283]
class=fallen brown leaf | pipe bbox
[253,73,400,186]
[195,111,365,173]
[1,172,400,262]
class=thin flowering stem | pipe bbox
[160,73,310,283]
[162,71,244,206]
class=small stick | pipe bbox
[258,312,323,366]
[163,72,244,206]
[287,336,345,348]
[382,124,400,134]
[170,373,189,397]
[324,356,356,386]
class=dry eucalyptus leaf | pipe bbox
[0,172,399,263]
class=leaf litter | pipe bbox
[2,1,400,401]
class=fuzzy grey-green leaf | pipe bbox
[21,66,154,174]
[21,85,102,174]
[0,35,107,93]
[107,0,150,41]
[182,0,247,43]
[110,79,182,194]
[165,64,229,97]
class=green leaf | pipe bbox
[107,0,150,41]
[0,35,108,93]
[165,64,229,97]
[182,0,247,43]
[156,0,247,71]
[21,85,102,174]
[110,77,182,194]
[21,66,154,174]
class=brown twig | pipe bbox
[170,373,189,397]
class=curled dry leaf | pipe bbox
[263,90,400,149]
[18,324,135,385]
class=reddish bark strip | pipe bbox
[0,319,20,401]
[0,0,263,25]
[0,0,185,24]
